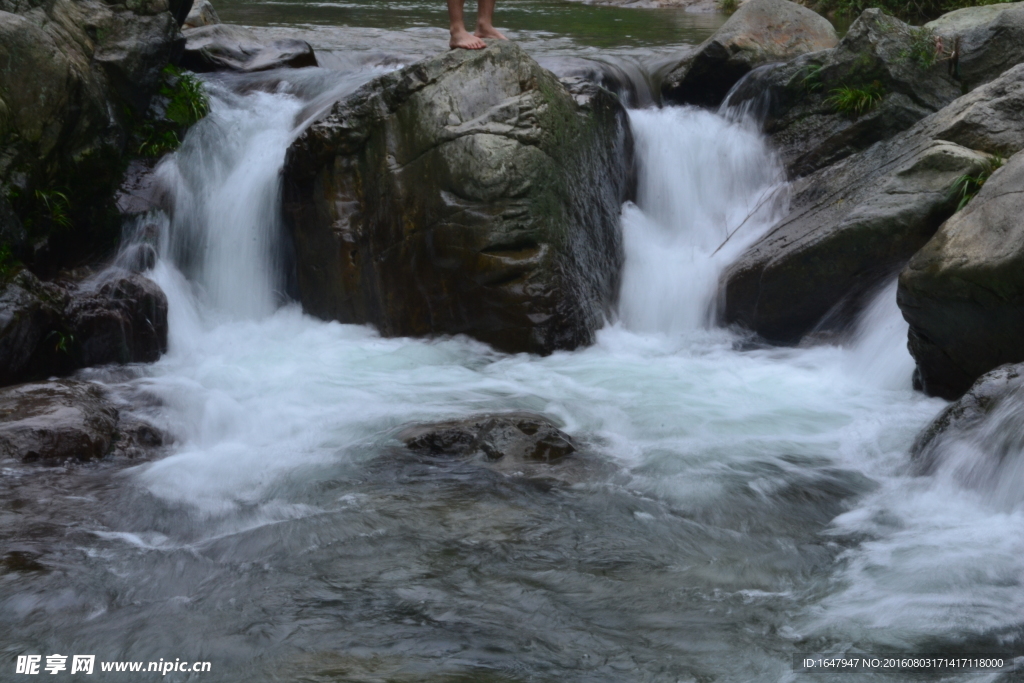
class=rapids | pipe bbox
[2,11,1022,682]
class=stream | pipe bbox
[2,2,1022,681]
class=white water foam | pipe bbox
[119,81,1023,661]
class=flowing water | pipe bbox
[2,7,1023,683]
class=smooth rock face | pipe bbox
[926,2,1024,91]
[180,24,317,72]
[398,413,577,463]
[898,149,1024,399]
[724,10,962,177]
[0,0,186,268]
[662,0,837,107]
[0,379,166,463]
[283,41,632,355]
[0,271,168,388]
[722,62,1024,344]
[183,0,219,28]
[0,380,117,463]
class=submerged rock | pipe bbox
[0,270,168,388]
[283,41,632,355]
[722,62,1024,344]
[398,413,576,464]
[662,0,837,107]
[180,24,317,73]
[898,149,1024,399]
[0,379,165,464]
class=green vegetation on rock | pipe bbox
[811,0,1004,24]
[825,81,886,115]
[949,154,1005,211]
[133,66,210,158]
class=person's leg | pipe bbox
[474,0,507,40]
[448,0,486,49]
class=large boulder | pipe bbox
[724,9,963,177]
[898,149,1024,399]
[722,63,1024,344]
[661,0,837,107]
[180,24,317,73]
[925,2,1024,92]
[0,0,187,270]
[0,270,168,388]
[283,41,633,355]
[183,0,219,29]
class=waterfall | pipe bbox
[617,106,788,335]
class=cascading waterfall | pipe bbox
[12,53,1023,682]
[618,106,787,334]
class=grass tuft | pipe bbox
[949,155,1005,212]
[825,81,885,116]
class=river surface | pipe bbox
[2,3,1023,682]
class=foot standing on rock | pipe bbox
[448,0,507,50]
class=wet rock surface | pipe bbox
[0,271,168,388]
[0,379,165,464]
[898,149,1024,399]
[398,413,577,464]
[283,41,633,355]
[183,0,219,29]
[0,0,188,269]
[725,10,963,177]
[662,0,837,107]
[722,62,1024,344]
[180,23,318,73]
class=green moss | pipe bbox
[0,242,18,282]
[719,0,739,13]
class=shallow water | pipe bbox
[2,6,1023,683]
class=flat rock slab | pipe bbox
[398,413,577,464]
[180,24,317,73]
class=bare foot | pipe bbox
[450,28,486,49]
[474,24,507,40]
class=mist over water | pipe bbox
[5,51,1024,682]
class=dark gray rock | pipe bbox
[662,0,837,108]
[926,2,1024,92]
[398,412,576,464]
[0,271,68,387]
[722,62,1024,344]
[898,149,1024,399]
[0,271,168,388]
[283,41,632,355]
[0,379,166,463]
[180,24,317,73]
[724,9,962,177]
[0,0,184,269]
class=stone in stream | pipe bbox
[180,24,318,73]
[721,62,1024,345]
[661,0,838,108]
[0,379,167,464]
[723,9,963,178]
[183,0,219,29]
[398,413,577,464]
[0,270,168,388]
[283,41,633,355]
[898,149,1024,399]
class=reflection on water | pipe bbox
[214,0,727,49]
